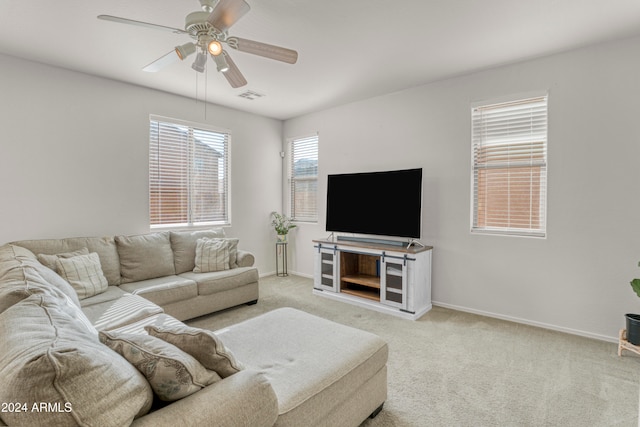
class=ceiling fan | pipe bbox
[98,0,298,88]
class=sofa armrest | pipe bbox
[236,250,255,268]
[130,370,278,427]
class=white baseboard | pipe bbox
[259,271,276,278]
[432,301,618,344]
[260,271,312,279]
[263,273,619,343]
[289,271,313,279]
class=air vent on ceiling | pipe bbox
[237,90,265,100]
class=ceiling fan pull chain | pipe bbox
[205,63,208,120]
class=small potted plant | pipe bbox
[270,211,297,242]
[627,262,640,345]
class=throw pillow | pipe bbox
[146,323,244,378]
[37,248,90,273]
[170,228,226,273]
[193,238,230,273]
[99,331,221,402]
[55,252,108,299]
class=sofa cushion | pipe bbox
[32,262,83,307]
[0,243,37,261]
[146,323,244,378]
[11,237,122,285]
[116,232,176,283]
[180,266,259,296]
[79,284,127,307]
[56,252,109,299]
[194,238,231,273]
[170,228,226,274]
[81,292,164,331]
[100,331,221,402]
[0,294,153,427]
[0,245,82,313]
[109,313,186,335]
[216,308,388,425]
[119,275,198,306]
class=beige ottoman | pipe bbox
[216,308,388,427]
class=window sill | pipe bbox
[150,223,231,233]
[471,228,546,239]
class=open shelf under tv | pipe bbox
[340,252,381,301]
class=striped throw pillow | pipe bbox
[56,252,108,299]
[193,239,230,273]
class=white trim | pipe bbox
[285,132,319,145]
[432,300,618,343]
[470,89,549,109]
[260,270,313,279]
[149,114,231,135]
[259,270,277,278]
[289,270,313,279]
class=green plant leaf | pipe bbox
[631,278,640,298]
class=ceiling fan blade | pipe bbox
[221,52,247,88]
[143,50,180,72]
[206,0,250,33]
[226,37,298,64]
[98,15,187,35]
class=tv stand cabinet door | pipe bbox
[314,246,339,292]
[380,256,407,310]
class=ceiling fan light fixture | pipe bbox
[175,42,196,60]
[213,53,230,72]
[207,40,223,56]
[191,52,207,72]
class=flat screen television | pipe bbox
[325,168,422,239]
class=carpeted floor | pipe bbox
[187,274,640,427]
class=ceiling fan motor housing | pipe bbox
[185,11,223,38]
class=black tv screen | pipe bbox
[326,168,422,239]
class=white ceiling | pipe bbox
[2,0,640,120]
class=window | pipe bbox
[471,95,548,237]
[149,116,230,228]
[289,134,318,222]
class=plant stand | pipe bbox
[276,241,288,277]
[618,329,640,356]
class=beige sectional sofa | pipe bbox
[0,231,388,426]
[11,229,259,321]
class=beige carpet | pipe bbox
[187,274,640,427]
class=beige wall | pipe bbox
[283,34,640,341]
[0,54,283,275]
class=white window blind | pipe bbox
[471,95,548,237]
[149,116,230,228]
[289,134,318,222]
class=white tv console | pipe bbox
[312,239,432,320]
